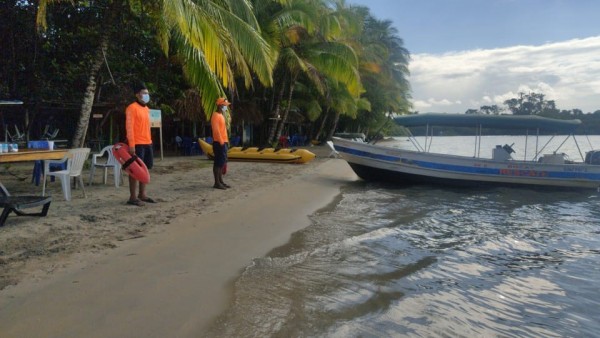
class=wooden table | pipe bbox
[0,149,70,188]
[0,149,68,163]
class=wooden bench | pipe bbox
[0,195,52,227]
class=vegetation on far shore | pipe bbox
[387,91,600,136]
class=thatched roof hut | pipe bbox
[173,89,206,123]
[231,99,265,125]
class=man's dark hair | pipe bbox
[132,81,147,95]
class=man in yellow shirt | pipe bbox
[211,97,230,189]
[125,82,155,206]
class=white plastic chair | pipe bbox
[42,148,91,201]
[43,128,59,140]
[7,125,25,143]
[89,145,122,187]
[326,141,339,158]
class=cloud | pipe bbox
[409,36,600,113]
[413,98,461,110]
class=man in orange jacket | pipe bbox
[125,82,156,205]
[211,97,231,189]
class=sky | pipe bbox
[348,0,600,114]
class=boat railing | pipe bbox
[404,129,425,152]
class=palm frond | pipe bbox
[223,0,260,30]
[305,42,362,97]
[295,97,322,121]
[176,39,227,120]
[216,4,275,86]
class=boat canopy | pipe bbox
[394,113,581,133]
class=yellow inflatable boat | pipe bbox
[198,139,315,164]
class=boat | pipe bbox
[198,139,316,164]
[332,113,600,190]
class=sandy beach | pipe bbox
[0,146,357,337]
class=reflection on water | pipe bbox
[205,183,600,337]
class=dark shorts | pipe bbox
[135,144,153,170]
[213,142,228,167]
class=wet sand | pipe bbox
[0,147,357,337]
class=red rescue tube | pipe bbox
[112,143,150,184]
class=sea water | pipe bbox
[205,136,600,337]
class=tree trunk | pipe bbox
[314,108,330,141]
[72,36,108,148]
[274,77,296,142]
[326,111,341,141]
[266,79,286,144]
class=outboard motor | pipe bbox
[502,143,516,154]
[492,144,514,161]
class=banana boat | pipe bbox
[198,139,315,164]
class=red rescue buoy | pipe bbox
[112,143,150,184]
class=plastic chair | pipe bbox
[0,182,52,227]
[42,148,91,201]
[7,125,25,143]
[300,135,307,146]
[182,137,193,156]
[192,141,201,155]
[29,140,62,186]
[231,135,241,147]
[41,125,59,139]
[175,136,183,154]
[88,145,122,187]
[30,141,48,185]
[44,128,59,140]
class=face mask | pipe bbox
[141,93,150,104]
[221,106,228,113]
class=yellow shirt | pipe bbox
[211,111,229,145]
[125,102,152,148]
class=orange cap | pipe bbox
[216,97,231,106]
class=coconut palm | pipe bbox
[36,0,275,147]
[358,14,411,115]
[257,0,362,144]
[323,77,371,140]
[328,7,410,139]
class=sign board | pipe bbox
[149,109,162,127]
[149,109,164,160]
[92,113,103,119]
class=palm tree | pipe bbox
[358,15,411,115]
[323,77,371,140]
[256,0,362,144]
[36,0,275,147]
[334,8,410,138]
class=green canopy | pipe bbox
[394,113,581,133]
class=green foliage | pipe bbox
[503,92,559,116]
[2,0,416,143]
[0,2,36,99]
[457,91,600,134]
[128,0,143,15]
[334,7,411,139]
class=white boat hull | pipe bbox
[333,137,600,190]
